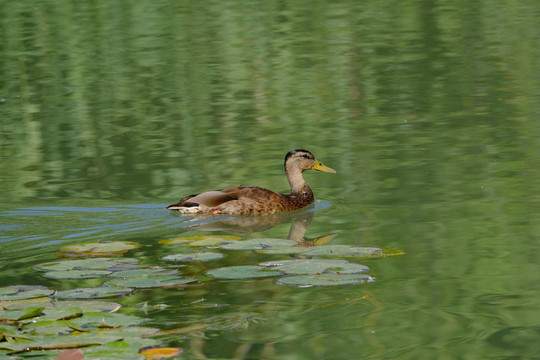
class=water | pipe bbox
[1,1,540,359]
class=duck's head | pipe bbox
[284,149,337,174]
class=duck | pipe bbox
[166,149,336,215]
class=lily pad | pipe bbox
[0,306,44,322]
[159,234,241,246]
[109,267,179,278]
[259,259,369,275]
[302,245,383,258]
[55,287,133,300]
[60,241,140,256]
[34,258,139,272]
[162,252,224,262]
[220,238,297,250]
[206,265,282,280]
[106,276,197,289]
[0,285,54,301]
[277,274,374,287]
[43,269,112,280]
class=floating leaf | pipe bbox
[55,287,133,300]
[302,245,383,258]
[277,274,374,287]
[140,347,183,359]
[220,238,297,250]
[0,285,54,301]
[259,259,369,275]
[159,235,241,246]
[109,268,179,278]
[43,269,112,280]
[0,332,123,353]
[162,252,224,262]
[33,307,83,322]
[0,296,52,310]
[106,276,197,289]
[34,258,139,272]
[0,306,44,322]
[206,265,282,280]
[60,241,140,256]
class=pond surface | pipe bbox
[1,1,540,359]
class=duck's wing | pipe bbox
[166,190,237,210]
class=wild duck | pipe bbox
[166,149,336,215]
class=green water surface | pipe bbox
[1,1,540,359]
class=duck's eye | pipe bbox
[302,154,310,159]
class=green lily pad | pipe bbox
[0,285,54,301]
[60,241,140,256]
[26,320,76,336]
[43,269,112,280]
[302,245,383,258]
[55,287,133,300]
[0,306,44,321]
[162,252,224,262]
[277,274,374,287]
[159,234,241,246]
[220,238,297,250]
[206,265,282,280]
[33,307,83,322]
[0,332,124,353]
[34,258,139,272]
[105,276,197,289]
[259,259,369,275]
[108,267,179,278]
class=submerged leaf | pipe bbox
[162,252,224,262]
[159,235,241,246]
[302,245,383,258]
[60,241,140,256]
[55,287,133,300]
[109,268,179,278]
[43,269,112,280]
[34,258,139,272]
[0,285,54,301]
[106,276,197,289]
[220,238,297,250]
[277,274,374,287]
[206,265,282,280]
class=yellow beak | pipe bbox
[311,160,337,174]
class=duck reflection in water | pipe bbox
[170,205,337,246]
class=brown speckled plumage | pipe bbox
[166,149,336,215]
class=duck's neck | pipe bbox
[286,166,312,197]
